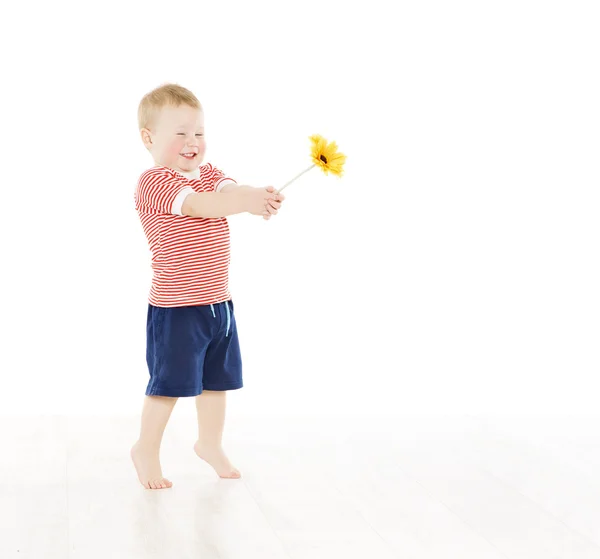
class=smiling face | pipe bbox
[141,104,206,174]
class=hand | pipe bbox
[244,186,279,217]
[262,186,285,221]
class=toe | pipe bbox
[222,470,241,479]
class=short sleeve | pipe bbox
[135,168,193,215]
[171,186,195,215]
[205,163,237,192]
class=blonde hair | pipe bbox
[138,83,202,130]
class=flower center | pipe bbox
[320,155,328,164]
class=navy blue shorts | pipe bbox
[145,300,243,397]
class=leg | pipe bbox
[131,395,178,489]
[193,390,241,479]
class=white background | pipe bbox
[1,0,598,418]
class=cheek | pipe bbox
[166,139,184,157]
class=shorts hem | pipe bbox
[202,381,243,391]
[145,386,201,398]
[145,381,243,397]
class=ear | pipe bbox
[140,128,153,149]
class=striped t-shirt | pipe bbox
[134,163,237,307]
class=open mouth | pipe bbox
[181,153,197,160]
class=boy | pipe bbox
[131,83,284,489]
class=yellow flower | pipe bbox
[309,134,346,177]
[278,134,347,192]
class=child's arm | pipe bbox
[219,183,252,194]
[181,191,247,218]
[181,187,280,219]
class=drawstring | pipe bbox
[209,302,231,337]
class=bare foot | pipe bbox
[130,442,173,489]
[194,441,241,479]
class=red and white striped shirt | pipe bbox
[134,163,237,307]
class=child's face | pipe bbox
[142,104,206,173]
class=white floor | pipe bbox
[1,413,600,559]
